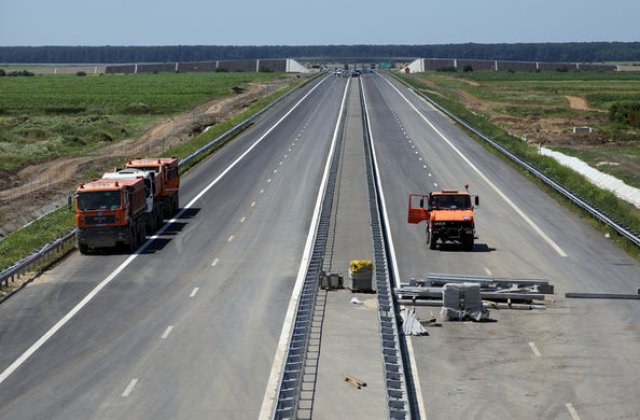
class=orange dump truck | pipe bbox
[75,178,148,254]
[408,186,479,251]
[125,157,180,218]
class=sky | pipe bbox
[1,0,639,46]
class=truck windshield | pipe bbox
[433,195,471,209]
[77,191,121,210]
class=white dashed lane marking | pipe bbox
[189,287,200,298]
[161,326,173,339]
[122,379,138,397]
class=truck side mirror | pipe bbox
[475,196,480,206]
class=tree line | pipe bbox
[1,43,639,64]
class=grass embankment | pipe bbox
[0,72,307,272]
[396,71,640,256]
[0,72,286,170]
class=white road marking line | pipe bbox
[259,189,264,194]
[428,172,432,177]
[260,78,351,420]
[382,75,568,257]
[251,201,256,207]
[211,258,219,267]
[0,75,330,388]
[227,235,234,242]
[279,161,283,165]
[361,79,428,420]
[418,157,423,161]
[240,216,246,223]
[288,148,292,152]
[284,154,288,158]
[415,151,418,154]
[423,165,427,169]
[122,379,138,397]
[273,169,278,173]
[529,342,541,357]
[161,326,173,339]
[434,183,439,187]
[267,179,272,183]
[565,403,581,420]
[189,287,200,298]
[484,267,492,276]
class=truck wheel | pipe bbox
[462,236,474,251]
[78,242,90,255]
[429,234,437,250]
[128,226,138,253]
[172,195,180,215]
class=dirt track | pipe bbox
[0,77,295,237]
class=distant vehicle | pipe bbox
[125,157,180,218]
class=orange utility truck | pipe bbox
[75,178,148,254]
[408,185,479,251]
[125,157,180,218]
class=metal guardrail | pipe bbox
[360,77,413,419]
[388,73,640,249]
[0,73,325,291]
[0,229,77,291]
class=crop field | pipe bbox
[407,70,640,188]
[0,72,287,170]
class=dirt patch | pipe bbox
[0,76,296,237]
[565,95,589,110]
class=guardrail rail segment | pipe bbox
[0,74,324,292]
[389,73,640,249]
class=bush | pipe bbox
[215,68,229,72]
[76,71,87,76]
[609,102,640,127]
[463,65,473,72]
[437,66,457,72]
[0,69,5,77]
[123,102,152,114]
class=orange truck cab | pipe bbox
[408,186,479,251]
[125,157,180,218]
[75,178,147,254]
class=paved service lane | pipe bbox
[0,76,348,419]
[364,73,640,420]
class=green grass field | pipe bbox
[0,72,287,170]
[408,70,640,186]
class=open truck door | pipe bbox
[408,193,430,224]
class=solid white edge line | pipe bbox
[362,77,428,420]
[0,75,329,387]
[379,74,567,258]
[259,78,351,419]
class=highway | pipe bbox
[0,71,638,420]
[363,73,640,420]
[0,75,347,419]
